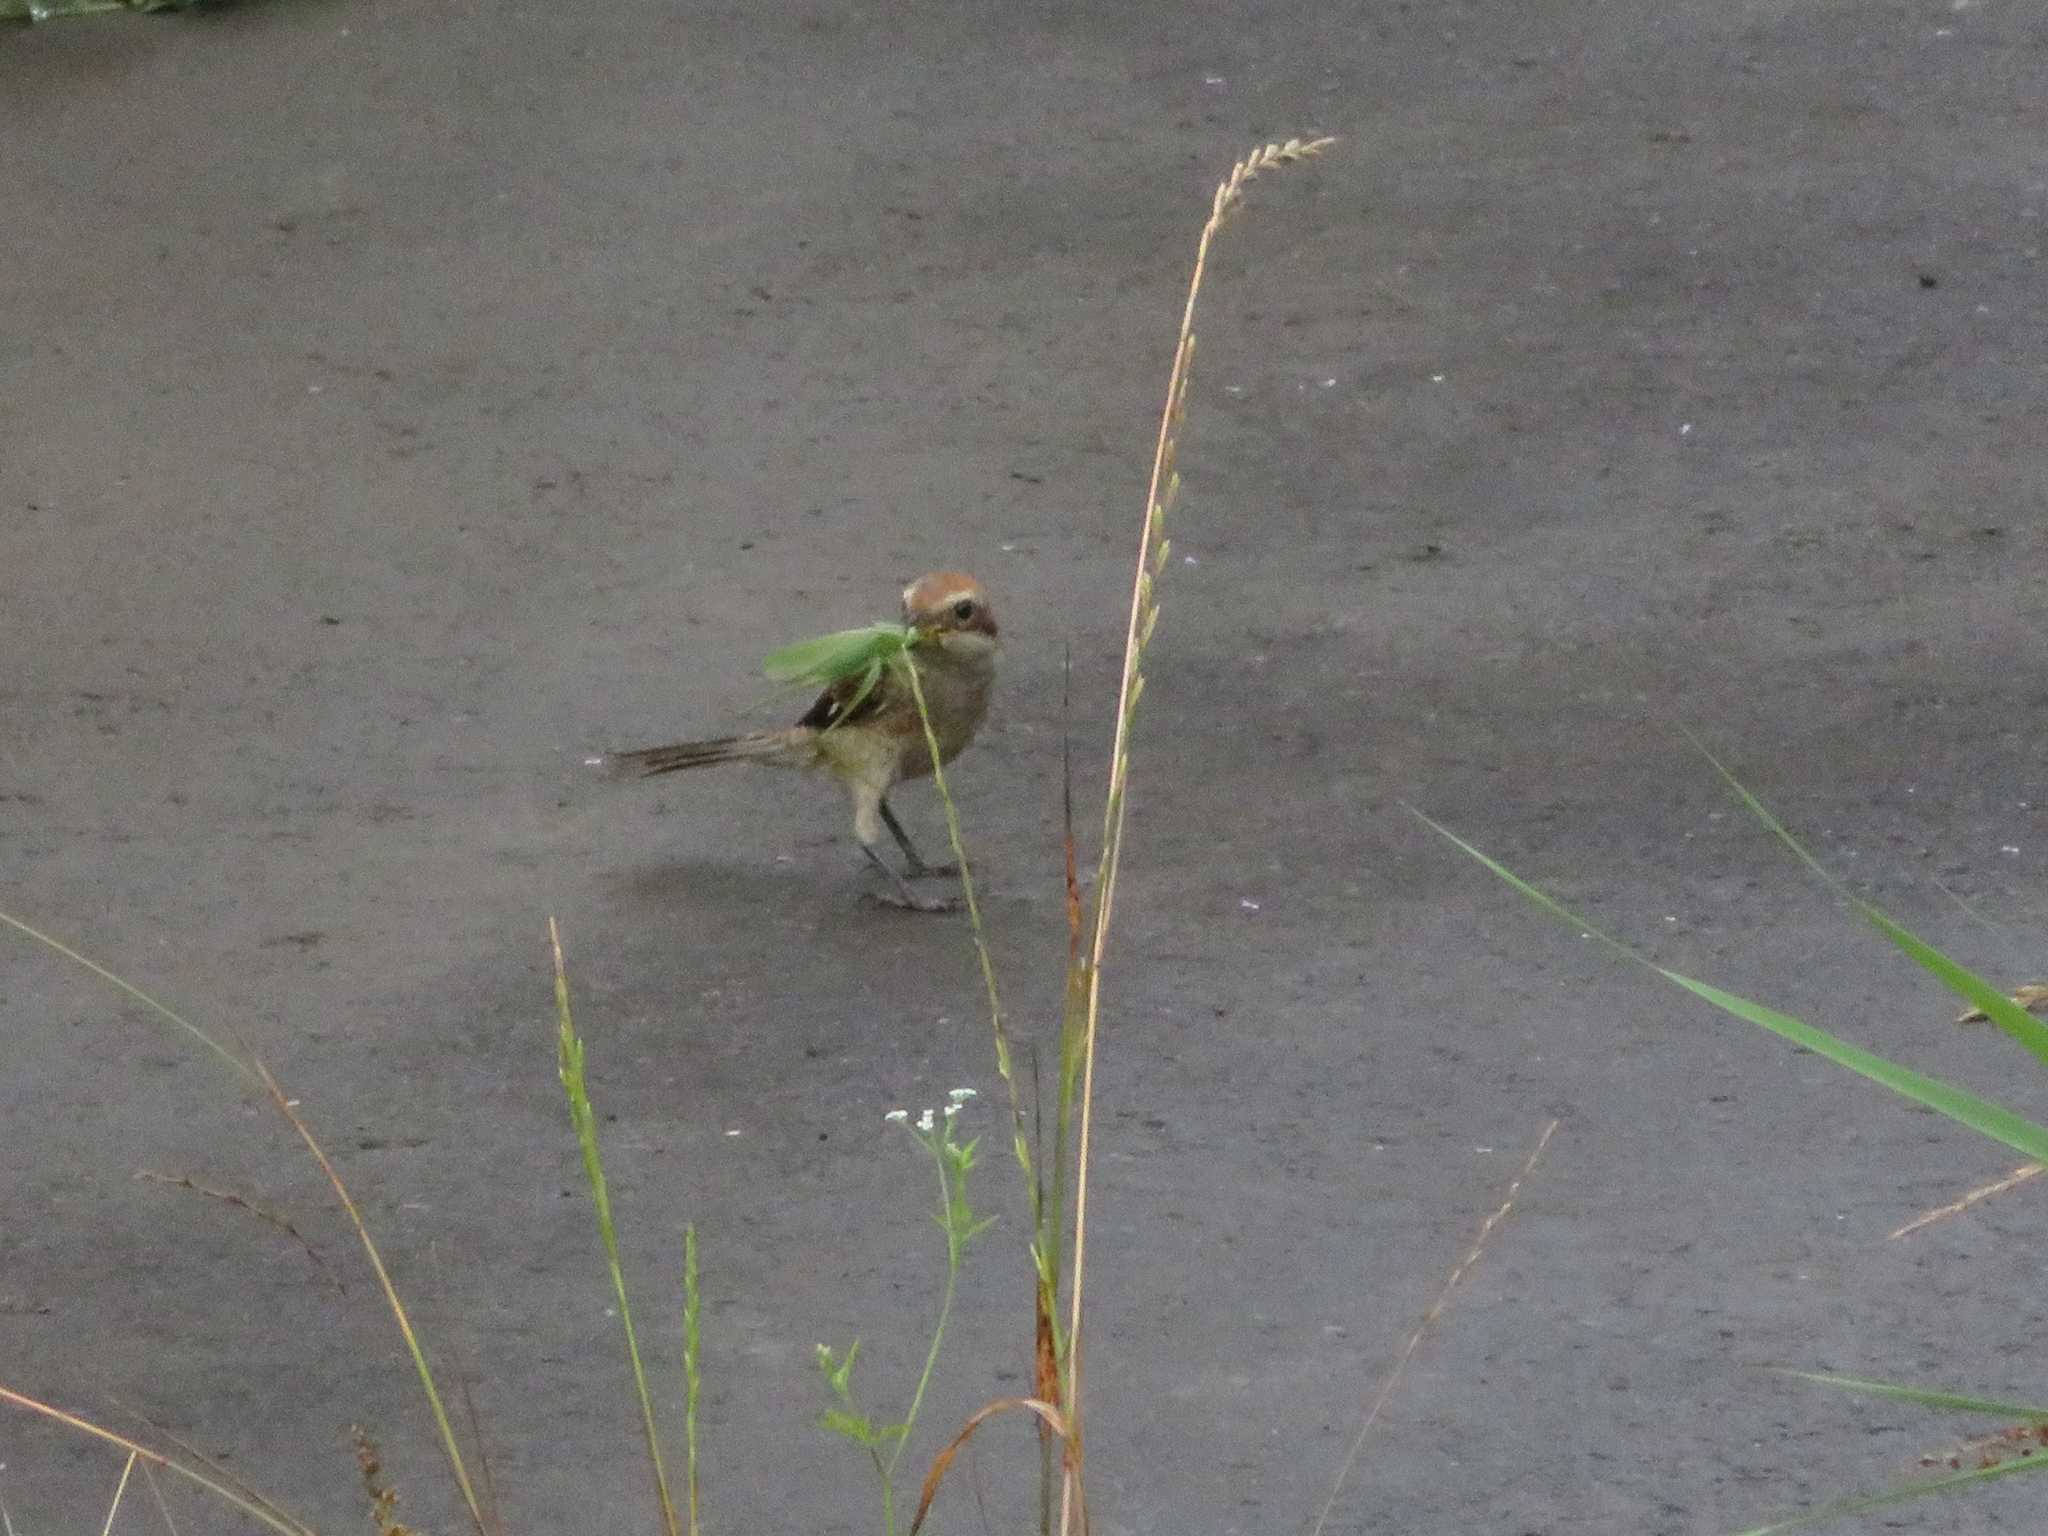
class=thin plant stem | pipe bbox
[99,1451,138,1536]
[253,1058,489,1535]
[898,658,1036,1214]
[0,910,258,1085]
[887,1150,966,1491]
[1890,1162,2045,1240]
[1059,137,1332,1536]
[1309,1119,1559,1536]
[683,1223,703,1536]
[120,1410,312,1536]
[0,908,490,1536]
[551,918,682,1536]
[139,1461,182,1536]
[0,1386,315,1536]
[901,651,1066,1531]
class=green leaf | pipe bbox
[1855,904,2048,1069]
[1654,971,2048,1164]
[1777,1371,2048,1420]
[1414,808,2048,1165]
[1732,1451,2048,1535]
[761,624,913,688]
[818,1408,877,1446]
[824,1337,860,1400]
[1691,736,2048,1069]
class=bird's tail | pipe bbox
[593,730,810,778]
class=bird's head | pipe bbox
[902,571,999,643]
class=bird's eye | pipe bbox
[952,598,977,620]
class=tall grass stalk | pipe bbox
[0,1384,314,1536]
[900,136,1333,1536]
[683,1223,703,1536]
[901,653,1063,1529]
[898,659,1033,1202]
[138,1461,180,1536]
[550,917,683,1536]
[96,1450,137,1536]
[1059,135,1331,1536]
[1309,1119,1558,1536]
[0,910,490,1536]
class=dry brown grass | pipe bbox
[903,135,1335,1536]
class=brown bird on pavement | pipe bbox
[601,571,998,910]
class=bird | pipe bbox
[1956,983,2048,1025]
[600,571,999,910]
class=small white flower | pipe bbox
[885,1109,910,1125]
[948,1087,977,1103]
[944,1103,962,1118]
[917,1108,936,1133]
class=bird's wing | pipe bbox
[795,658,905,733]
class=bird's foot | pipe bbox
[860,844,961,911]
[862,884,963,914]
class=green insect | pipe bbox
[760,622,921,728]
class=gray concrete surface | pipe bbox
[4,2,2046,1531]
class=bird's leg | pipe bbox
[880,797,958,879]
[861,841,960,913]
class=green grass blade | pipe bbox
[1415,810,2048,1164]
[1691,738,2048,1068]
[1654,971,2048,1163]
[550,921,681,1536]
[897,657,1032,1215]
[1853,905,2048,1068]
[761,624,912,686]
[1734,1451,2048,1535]
[1407,809,1642,961]
[1778,1371,2048,1419]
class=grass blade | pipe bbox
[1061,135,1334,1536]
[683,1223,703,1536]
[1311,1119,1558,1536]
[550,918,681,1536]
[0,909,258,1086]
[1691,738,2048,1068]
[1416,809,2048,1164]
[0,910,488,1534]
[1890,1161,2044,1239]
[1734,1451,2048,1535]
[898,658,1033,1234]
[908,1396,1068,1536]
[1776,1371,2048,1419]
[1655,971,2048,1162]
[0,1385,315,1536]
[138,1461,181,1536]
[250,1059,489,1533]
[99,1451,138,1536]
[135,1169,341,1294]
